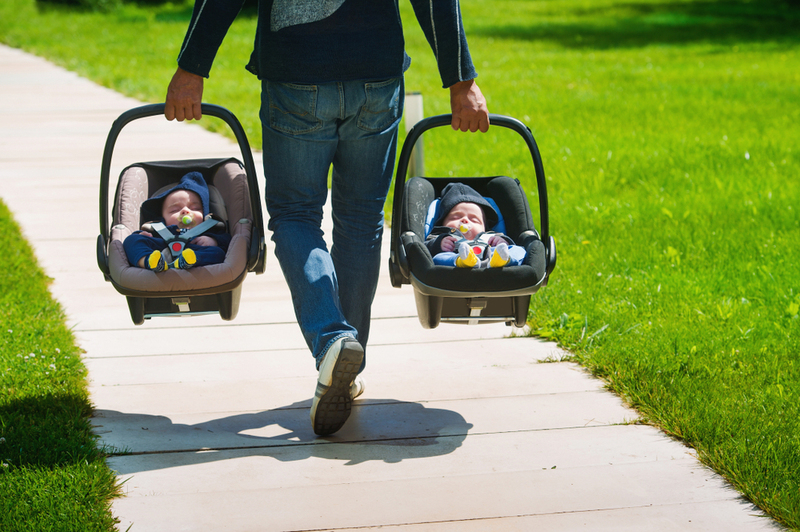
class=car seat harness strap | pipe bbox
[146,218,222,259]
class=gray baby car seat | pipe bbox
[96,104,266,325]
[389,114,557,328]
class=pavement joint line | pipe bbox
[93,392,616,414]
[298,501,750,532]
[75,323,304,333]
[82,348,308,359]
[74,315,421,333]
[80,338,535,358]
[104,423,636,457]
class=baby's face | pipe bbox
[442,202,486,240]
[162,189,203,229]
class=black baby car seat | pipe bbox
[389,114,556,328]
[96,104,267,325]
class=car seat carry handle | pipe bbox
[392,114,549,243]
[98,103,266,273]
[390,114,553,282]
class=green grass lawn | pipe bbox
[0,201,120,531]
[2,0,799,529]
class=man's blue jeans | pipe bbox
[260,78,404,369]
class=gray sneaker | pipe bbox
[311,337,364,436]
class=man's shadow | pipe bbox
[95,398,474,475]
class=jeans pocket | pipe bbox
[357,77,404,133]
[267,82,322,135]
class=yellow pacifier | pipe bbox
[459,223,470,234]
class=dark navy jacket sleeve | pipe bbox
[424,226,459,256]
[409,0,478,87]
[425,232,449,256]
[177,0,246,78]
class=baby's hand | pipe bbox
[139,231,153,238]
[440,235,458,252]
[487,234,506,246]
[191,235,217,247]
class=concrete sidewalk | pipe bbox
[0,44,782,531]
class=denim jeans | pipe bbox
[260,78,404,369]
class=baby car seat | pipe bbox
[96,104,266,325]
[389,114,556,328]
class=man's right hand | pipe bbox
[165,67,204,121]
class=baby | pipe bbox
[424,183,526,268]
[123,172,231,272]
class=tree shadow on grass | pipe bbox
[96,398,474,475]
[474,0,800,49]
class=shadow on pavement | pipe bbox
[97,399,474,474]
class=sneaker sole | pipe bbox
[312,340,363,436]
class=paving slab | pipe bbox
[0,43,783,532]
[109,459,750,532]
[88,353,600,414]
[317,502,778,532]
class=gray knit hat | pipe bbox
[435,183,499,229]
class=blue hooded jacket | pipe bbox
[141,171,211,223]
[139,172,231,252]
